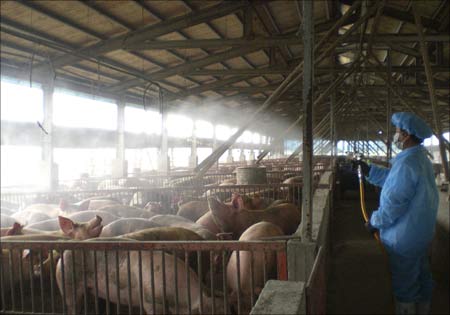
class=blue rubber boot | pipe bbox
[416,301,431,315]
[395,300,416,315]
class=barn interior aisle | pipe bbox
[327,187,450,314]
[327,188,393,314]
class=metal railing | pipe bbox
[1,183,307,211]
[0,240,287,315]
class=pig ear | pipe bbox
[58,216,75,236]
[6,222,23,236]
[88,225,103,238]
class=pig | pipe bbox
[57,215,103,240]
[208,195,300,238]
[196,212,222,235]
[177,200,209,221]
[68,210,119,226]
[143,201,167,214]
[1,234,70,298]
[195,193,266,237]
[177,193,266,222]
[1,215,103,295]
[24,215,104,239]
[1,222,41,236]
[226,222,284,314]
[26,211,52,224]
[242,193,277,210]
[121,226,204,241]
[12,200,80,224]
[26,218,60,231]
[0,222,23,236]
[149,215,216,240]
[101,218,161,237]
[96,205,157,219]
[1,214,16,228]
[74,198,120,211]
[56,244,227,315]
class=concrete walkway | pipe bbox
[327,190,393,314]
[327,189,449,314]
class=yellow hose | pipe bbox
[358,176,381,243]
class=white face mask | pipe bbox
[393,132,404,150]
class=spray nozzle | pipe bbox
[355,153,364,161]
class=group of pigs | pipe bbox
[1,193,300,314]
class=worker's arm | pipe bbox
[370,164,417,229]
[366,164,390,187]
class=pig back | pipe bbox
[26,218,60,231]
[176,200,209,221]
[151,215,216,240]
[196,212,222,236]
[101,218,161,237]
[121,226,204,241]
[96,205,156,219]
[252,203,300,235]
[68,210,119,225]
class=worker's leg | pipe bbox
[387,251,423,314]
[416,254,433,315]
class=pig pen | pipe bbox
[1,181,311,211]
[1,240,287,315]
[1,182,309,314]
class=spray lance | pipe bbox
[355,153,381,243]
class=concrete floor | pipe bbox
[327,189,449,314]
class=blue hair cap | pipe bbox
[391,112,433,140]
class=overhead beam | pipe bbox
[338,0,442,31]
[382,5,442,31]
[124,35,301,50]
[164,76,256,103]
[0,18,183,97]
[187,65,449,76]
[123,33,449,50]
[30,1,248,70]
[107,45,269,92]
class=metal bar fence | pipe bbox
[1,182,315,211]
[0,240,287,315]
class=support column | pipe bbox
[330,57,336,160]
[386,50,392,161]
[226,148,234,163]
[158,108,169,174]
[300,0,313,242]
[413,7,449,181]
[189,123,198,168]
[40,83,58,191]
[112,99,127,178]
[239,148,246,162]
[212,125,219,169]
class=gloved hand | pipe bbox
[352,159,371,177]
[364,220,378,234]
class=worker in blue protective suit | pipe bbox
[355,112,439,315]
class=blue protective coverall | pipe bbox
[367,145,439,303]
